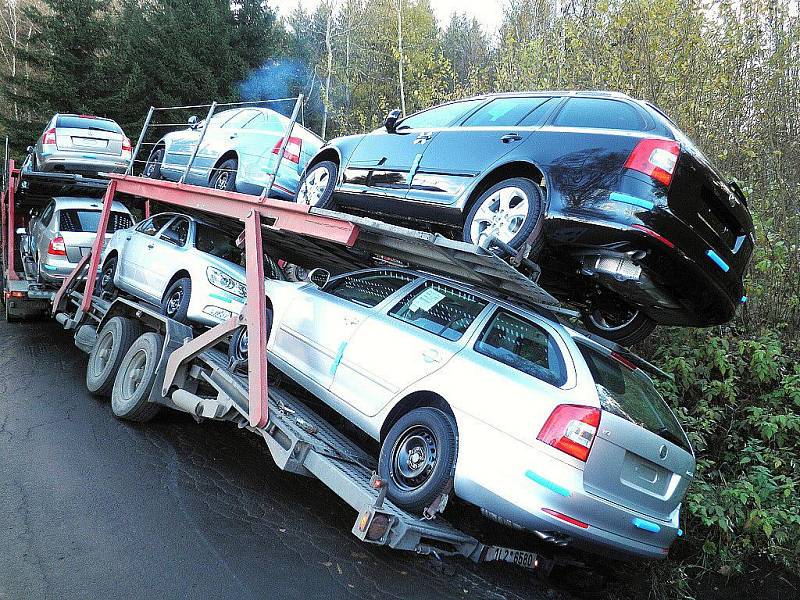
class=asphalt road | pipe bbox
[0,317,575,600]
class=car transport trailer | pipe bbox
[30,165,589,578]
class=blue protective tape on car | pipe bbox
[741,295,747,304]
[209,292,234,304]
[407,153,423,185]
[42,264,57,271]
[633,518,661,533]
[330,341,347,376]
[525,470,571,497]
[609,192,654,211]
[706,249,730,272]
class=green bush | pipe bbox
[647,328,800,573]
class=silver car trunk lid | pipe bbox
[56,127,123,156]
[584,411,694,521]
[61,231,109,263]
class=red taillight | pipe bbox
[122,136,132,152]
[48,235,66,256]
[624,138,680,187]
[272,136,302,164]
[541,508,589,529]
[43,127,57,145]
[630,224,676,249]
[537,405,600,462]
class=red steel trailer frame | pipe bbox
[1,160,19,283]
[52,173,359,428]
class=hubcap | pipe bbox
[469,186,530,245]
[92,329,115,375]
[146,151,162,177]
[121,349,148,399]
[587,305,640,332]
[215,171,230,190]
[166,290,182,316]
[390,426,438,491]
[298,167,329,206]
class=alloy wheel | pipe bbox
[166,289,182,316]
[469,186,530,245]
[298,167,330,206]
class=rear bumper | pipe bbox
[39,153,129,175]
[39,255,78,283]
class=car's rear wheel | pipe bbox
[86,316,141,397]
[161,277,191,324]
[227,308,274,370]
[582,298,657,346]
[144,147,164,179]
[111,332,163,422]
[210,158,237,191]
[462,177,544,252]
[378,408,457,514]
[296,161,337,209]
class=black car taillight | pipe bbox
[624,138,680,187]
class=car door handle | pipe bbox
[125,236,131,241]
[500,133,523,143]
[229,133,238,139]
[147,243,154,249]
[422,349,442,363]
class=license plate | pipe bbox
[73,137,107,148]
[485,546,538,570]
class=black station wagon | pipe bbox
[294,91,754,345]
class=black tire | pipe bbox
[295,161,337,209]
[210,158,237,191]
[161,277,191,323]
[111,332,163,422]
[86,316,142,397]
[144,147,164,179]
[227,308,274,369]
[582,301,657,346]
[282,263,308,282]
[98,256,118,297]
[378,407,457,514]
[462,177,544,252]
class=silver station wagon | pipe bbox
[229,267,695,559]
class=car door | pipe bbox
[410,97,558,206]
[329,279,491,417]
[340,99,486,206]
[272,270,418,389]
[148,216,191,295]
[120,214,173,297]
[191,108,260,184]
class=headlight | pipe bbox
[206,266,246,298]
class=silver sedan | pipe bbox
[230,267,695,560]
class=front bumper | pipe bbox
[453,410,680,560]
[185,276,245,327]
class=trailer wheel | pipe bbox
[378,408,457,514]
[86,317,142,397]
[111,332,163,422]
[161,277,191,323]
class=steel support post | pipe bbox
[243,210,269,427]
[6,161,17,281]
[127,106,155,176]
[79,179,118,314]
[180,102,217,184]
[260,95,303,202]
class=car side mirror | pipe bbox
[26,145,34,154]
[188,115,200,130]
[307,268,330,289]
[384,109,402,133]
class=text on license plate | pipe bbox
[486,546,537,570]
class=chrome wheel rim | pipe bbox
[237,329,248,360]
[587,306,640,332]
[145,150,162,177]
[214,171,230,190]
[390,426,438,491]
[469,186,530,245]
[165,289,182,316]
[298,167,330,206]
[121,349,147,400]
[91,329,115,375]
[101,265,114,290]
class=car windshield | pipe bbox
[194,223,242,262]
[577,342,690,452]
[56,116,122,134]
[59,209,132,233]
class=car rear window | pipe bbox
[56,116,122,134]
[389,281,487,341]
[553,98,646,131]
[59,210,132,233]
[195,223,242,262]
[475,309,566,387]
[577,343,690,451]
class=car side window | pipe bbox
[397,99,484,131]
[243,113,268,130]
[552,98,646,131]
[39,202,56,226]
[160,217,189,246]
[136,214,172,236]
[222,109,259,129]
[461,97,552,127]
[389,281,488,341]
[325,271,416,308]
[474,309,567,387]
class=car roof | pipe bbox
[449,90,635,103]
[54,113,119,124]
[51,196,129,212]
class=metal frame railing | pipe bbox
[126,96,306,203]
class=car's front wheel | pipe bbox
[581,298,657,346]
[378,407,457,514]
[295,161,337,209]
[161,277,191,324]
[210,158,237,191]
[463,177,544,252]
[98,256,118,297]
